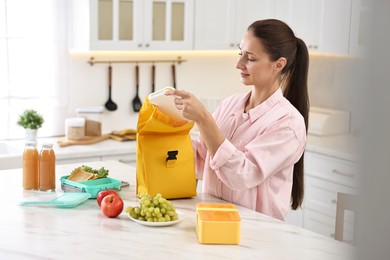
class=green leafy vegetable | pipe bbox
[80,165,109,179]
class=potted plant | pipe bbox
[17,109,44,142]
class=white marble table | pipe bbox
[0,161,355,259]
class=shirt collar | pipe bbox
[232,88,284,123]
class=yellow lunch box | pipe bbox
[196,203,241,245]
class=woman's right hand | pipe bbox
[164,88,225,156]
[164,89,208,123]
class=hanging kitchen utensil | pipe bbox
[105,65,118,111]
[172,64,176,89]
[151,64,155,93]
[132,64,142,112]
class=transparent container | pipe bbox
[76,106,103,136]
[23,141,39,190]
[65,117,85,140]
[39,143,56,192]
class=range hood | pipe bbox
[308,106,350,136]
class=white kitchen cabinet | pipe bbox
[302,151,358,241]
[273,0,352,55]
[285,207,304,227]
[194,0,273,50]
[144,0,194,50]
[71,0,194,51]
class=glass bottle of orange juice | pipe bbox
[23,141,39,190]
[39,143,56,191]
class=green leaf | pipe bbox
[16,109,44,129]
[79,165,109,179]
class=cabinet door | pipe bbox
[284,208,304,227]
[349,0,369,56]
[273,0,322,52]
[274,0,352,54]
[194,0,273,50]
[233,0,274,48]
[90,0,144,50]
[319,0,352,54]
[143,0,194,50]
[194,0,234,50]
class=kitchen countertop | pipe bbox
[306,134,359,162]
[0,133,359,170]
[0,160,355,259]
[0,137,136,170]
[0,137,136,159]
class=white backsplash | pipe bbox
[68,51,365,134]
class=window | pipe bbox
[0,0,69,140]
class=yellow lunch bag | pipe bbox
[136,97,197,199]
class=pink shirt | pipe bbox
[193,88,306,220]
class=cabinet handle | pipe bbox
[332,169,355,178]
[331,199,337,205]
[145,43,150,48]
[138,43,143,48]
[230,43,235,47]
[313,45,318,49]
[308,45,313,49]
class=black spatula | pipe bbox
[105,65,118,111]
[172,64,176,89]
[132,64,142,112]
[151,64,155,93]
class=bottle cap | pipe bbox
[25,141,37,147]
[41,143,53,149]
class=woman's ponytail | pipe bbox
[284,37,309,210]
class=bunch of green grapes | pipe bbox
[126,193,179,222]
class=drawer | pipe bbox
[305,152,359,188]
[305,176,356,218]
[304,209,355,243]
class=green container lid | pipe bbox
[60,176,122,199]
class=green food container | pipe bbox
[60,175,122,199]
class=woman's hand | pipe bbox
[164,88,225,156]
[164,89,207,123]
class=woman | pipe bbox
[166,19,309,221]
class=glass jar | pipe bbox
[65,117,85,140]
[76,106,103,136]
[23,141,39,190]
[39,143,56,191]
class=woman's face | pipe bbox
[236,30,279,88]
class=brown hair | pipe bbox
[248,19,309,210]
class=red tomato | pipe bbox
[101,194,124,218]
[97,190,119,207]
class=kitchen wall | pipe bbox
[68,51,365,134]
